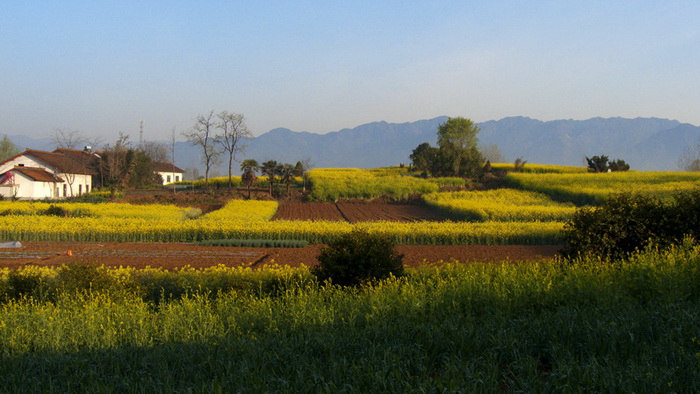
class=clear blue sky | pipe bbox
[2,1,699,141]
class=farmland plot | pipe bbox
[273,202,454,222]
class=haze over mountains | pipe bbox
[7,117,700,173]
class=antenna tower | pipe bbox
[139,120,144,145]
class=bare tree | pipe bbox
[216,111,253,187]
[678,136,700,171]
[99,133,132,199]
[139,140,170,163]
[182,111,221,184]
[52,128,86,149]
[479,144,505,163]
[170,128,177,193]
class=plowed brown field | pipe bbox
[0,242,562,270]
[273,202,453,222]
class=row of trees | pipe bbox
[240,159,308,198]
[585,155,630,173]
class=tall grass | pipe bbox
[1,243,699,391]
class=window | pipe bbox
[63,184,67,197]
[167,175,171,183]
[175,175,180,182]
[79,184,82,196]
[86,185,90,194]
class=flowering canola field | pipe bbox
[505,171,700,205]
[0,199,563,245]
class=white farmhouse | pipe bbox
[0,148,98,200]
[153,161,185,185]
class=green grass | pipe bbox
[0,243,699,391]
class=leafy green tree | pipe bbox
[260,160,278,196]
[586,155,630,172]
[608,159,630,172]
[293,160,310,192]
[0,135,21,162]
[278,163,296,196]
[126,150,161,188]
[409,142,437,174]
[437,117,483,177]
[586,155,609,172]
[240,159,259,199]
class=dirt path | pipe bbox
[0,242,562,270]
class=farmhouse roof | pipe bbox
[11,166,64,183]
[153,161,185,173]
[53,148,101,167]
[24,149,97,175]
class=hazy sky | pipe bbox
[2,1,699,141]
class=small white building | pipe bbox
[153,162,185,185]
[0,148,98,200]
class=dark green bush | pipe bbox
[312,229,404,287]
[42,205,69,217]
[562,190,700,261]
[7,270,45,298]
[56,263,118,293]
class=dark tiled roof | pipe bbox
[11,166,64,183]
[153,161,185,173]
[25,149,97,175]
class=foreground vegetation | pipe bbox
[0,244,698,391]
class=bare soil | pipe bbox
[0,242,562,270]
[273,201,453,222]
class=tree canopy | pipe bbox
[0,135,21,162]
[410,117,483,177]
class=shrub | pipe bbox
[562,190,700,261]
[42,204,69,217]
[56,263,118,293]
[312,229,404,286]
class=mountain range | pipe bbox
[6,116,700,173]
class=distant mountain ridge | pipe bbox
[6,116,699,173]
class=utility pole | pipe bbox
[171,127,177,194]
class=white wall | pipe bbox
[158,171,183,185]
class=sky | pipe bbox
[1,1,699,142]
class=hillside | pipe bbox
[6,116,699,173]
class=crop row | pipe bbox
[307,168,466,201]
[423,189,577,222]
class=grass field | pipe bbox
[0,243,698,391]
